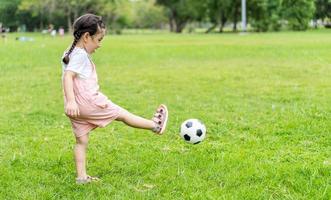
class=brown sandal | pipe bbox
[152,104,168,134]
[76,175,100,184]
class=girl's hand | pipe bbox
[65,101,80,117]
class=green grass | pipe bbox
[0,30,330,199]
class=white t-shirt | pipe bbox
[62,47,93,79]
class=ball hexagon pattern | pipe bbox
[180,119,206,144]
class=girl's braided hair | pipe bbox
[62,14,105,64]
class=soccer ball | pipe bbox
[180,119,206,144]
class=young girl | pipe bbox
[62,14,168,184]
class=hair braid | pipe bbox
[62,14,105,64]
[62,31,82,64]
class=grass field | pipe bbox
[0,30,330,199]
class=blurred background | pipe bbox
[0,0,330,35]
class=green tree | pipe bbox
[248,0,282,32]
[205,0,231,33]
[18,0,56,30]
[314,0,331,27]
[95,0,133,33]
[55,0,98,32]
[230,0,241,31]
[0,0,21,30]
[281,0,315,30]
[132,0,167,29]
[156,0,204,33]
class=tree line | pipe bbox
[0,0,330,33]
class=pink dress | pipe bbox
[64,60,121,138]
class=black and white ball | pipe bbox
[180,119,206,144]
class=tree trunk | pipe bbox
[206,24,217,33]
[232,2,240,32]
[67,11,72,33]
[169,10,177,32]
[169,16,175,32]
[175,20,187,33]
[74,9,78,22]
[39,7,44,30]
[219,13,227,33]
[219,24,224,33]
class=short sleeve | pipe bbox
[65,52,87,74]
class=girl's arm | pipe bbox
[63,71,80,117]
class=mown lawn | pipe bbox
[0,30,330,199]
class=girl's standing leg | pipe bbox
[74,134,89,179]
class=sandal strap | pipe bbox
[154,113,162,118]
[152,104,168,134]
[87,175,100,181]
[76,175,100,184]
[152,126,161,132]
[76,177,91,184]
[152,117,162,124]
[157,108,164,113]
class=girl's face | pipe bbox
[83,28,105,54]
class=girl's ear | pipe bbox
[82,32,90,42]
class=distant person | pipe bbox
[59,27,65,37]
[41,29,48,35]
[48,24,54,33]
[51,29,56,37]
[15,36,34,42]
[61,14,168,184]
[0,23,7,41]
